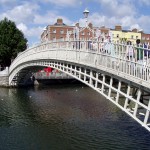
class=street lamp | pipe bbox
[83,8,89,19]
[73,8,90,40]
[83,8,89,27]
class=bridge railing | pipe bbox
[9,39,150,85]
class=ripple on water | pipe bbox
[0,85,150,150]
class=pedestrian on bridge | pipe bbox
[126,41,135,61]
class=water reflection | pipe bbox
[0,84,150,150]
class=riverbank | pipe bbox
[0,76,9,87]
[0,76,80,87]
[0,67,9,87]
[37,78,81,85]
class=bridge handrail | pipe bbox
[9,39,150,86]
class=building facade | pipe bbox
[41,18,110,42]
[110,25,141,44]
[41,19,145,45]
[141,32,150,45]
[41,18,74,42]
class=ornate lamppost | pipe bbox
[73,8,90,41]
[67,8,102,43]
[83,8,89,27]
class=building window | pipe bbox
[87,32,90,36]
[117,34,119,38]
[81,32,85,36]
[60,37,64,41]
[101,32,104,35]
[136,36,138,39]
[60,30,64,34]
[147,37,149,40]
[131,35,134,39]
[142,37,145,40]
[53,37,56,41]
[52,29,56,33]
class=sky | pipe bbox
[0,0,150,46]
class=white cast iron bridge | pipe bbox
[8,39,150,132]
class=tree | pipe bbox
[0,18,27,67]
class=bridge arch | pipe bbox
[9,58,150,132]
[8,40,150,132]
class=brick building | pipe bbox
[41,18,73,42]
[41,18,150,45]
[141,32,150,45]
[41,18,110,42]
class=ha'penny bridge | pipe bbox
[2,39,150,132]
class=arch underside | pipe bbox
[9,59,150,132]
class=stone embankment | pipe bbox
[0,67,9,87]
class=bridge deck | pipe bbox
[7,39,150,132]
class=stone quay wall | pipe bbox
[0,67,9,87]
[0,76,9,87]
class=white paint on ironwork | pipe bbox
[7,39,150,132]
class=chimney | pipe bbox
[75,22,79,28]
[132,28,138,32]
[101,26,105,28]
[57,18,63,25]
[88,22,93,28]
[115,25,122,31]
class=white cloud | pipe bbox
[0,0,18,9]
[85,0,149,32]
[0,0,150,45]
[120,16,135,27]
[17,22,44,45]
[17,23,28,33]
[130,24,141,30]
[17,22,43,38]
[0,2,73,25]
[88,13,107,27]
[0,0,74,45]
[97,0,136,17]
[0,2,39,24]
[33,11,59,24]
[34,11,72,25]
[41,0,81,7]
[139,0,150,5]
[0,0,16,4]
[27,27,43,37]
[137,15,150,32]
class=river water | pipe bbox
[0,83,150,150]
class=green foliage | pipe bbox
[0,18,27,67]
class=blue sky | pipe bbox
[0,0,150,46]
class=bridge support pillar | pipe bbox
[70,65,73,74]
[101,75,105,93]
[75,66,77,76]
[79,67,81,79]
[108,77,113,98]
[95,72,98,88]
[89,70,93,86]
[124,85,131,109]
[116,81,121,103]
[133,90,141,117]
[144,98,150,126]
[84,69,86,81]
